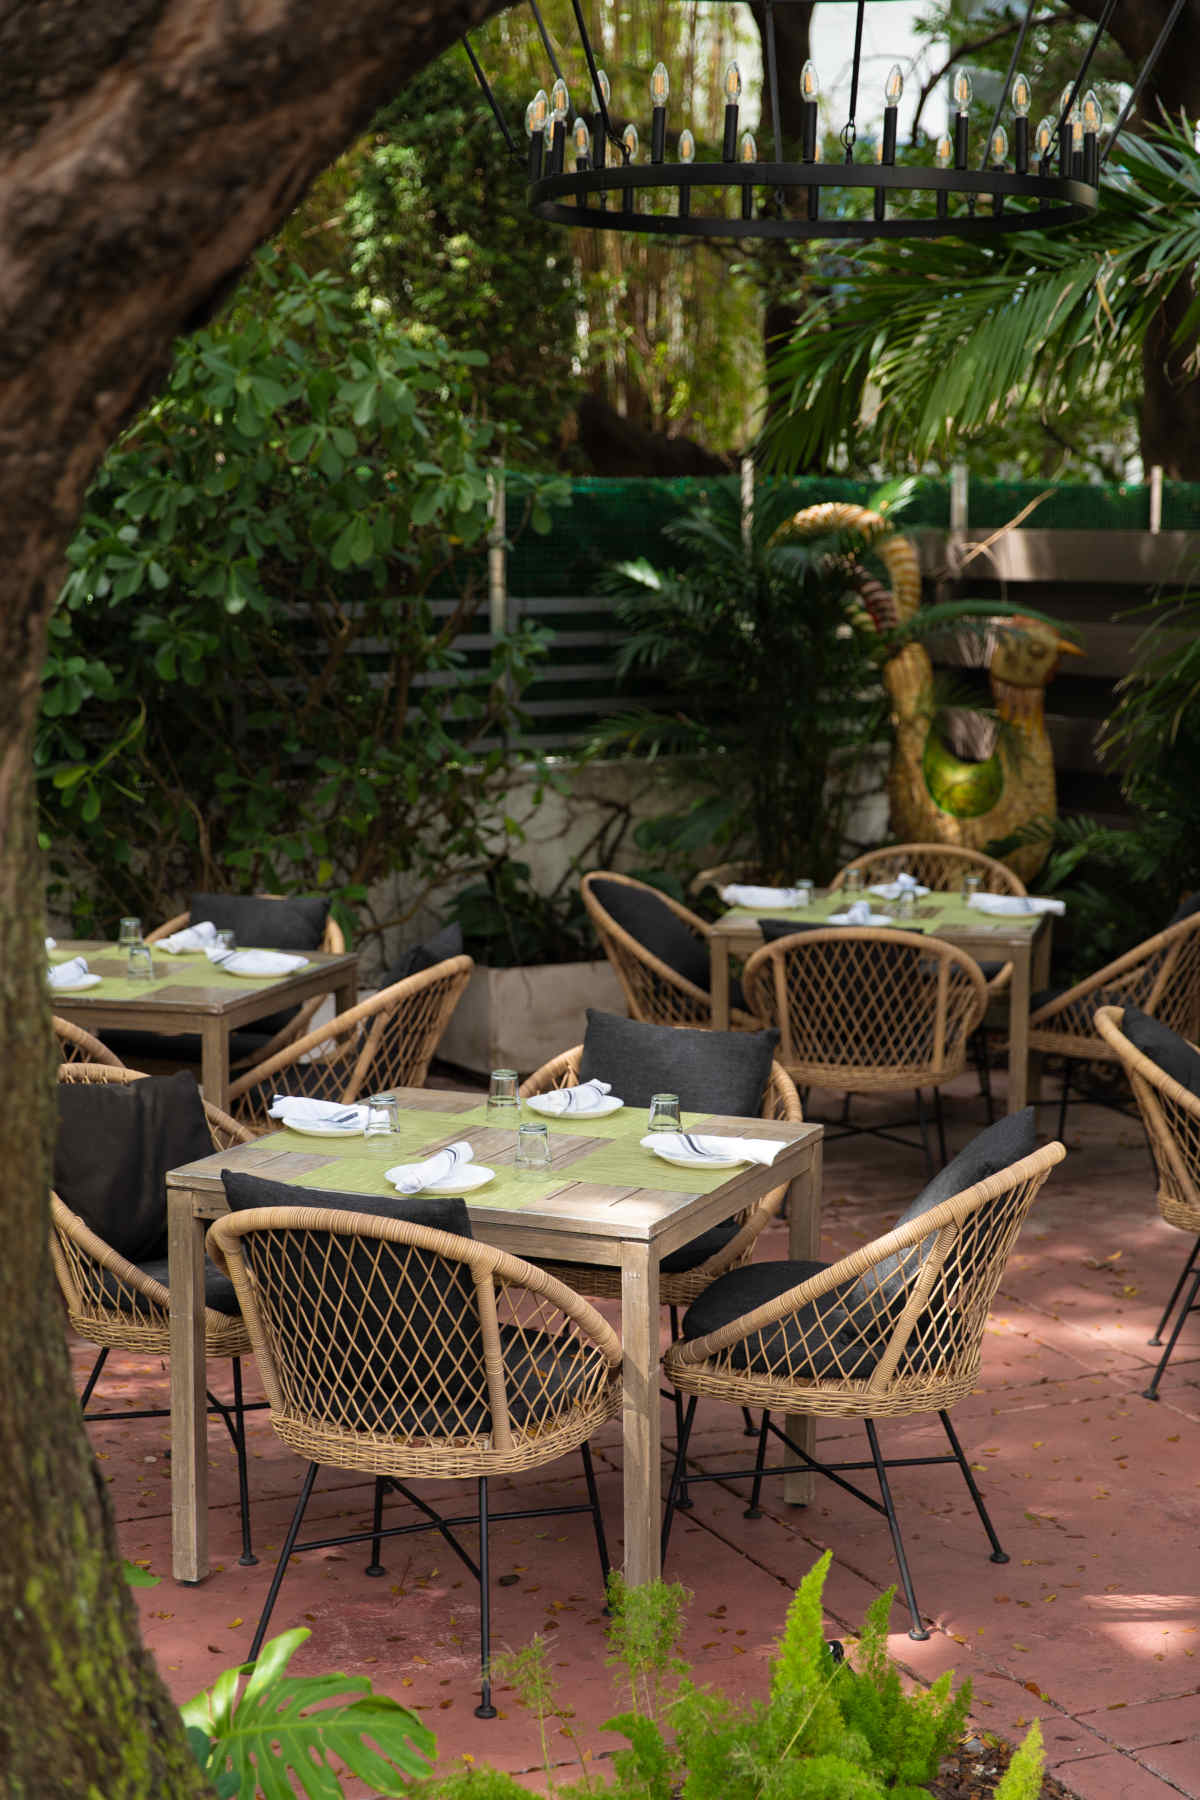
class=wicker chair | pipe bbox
[51,1063,259,1563]
[741,928,988,1171]
[581,870,758,1029]
[831,843,1027,898]
[1028,912,1200,1136]
[54,1015,124,1066]
[228,955,473,1134]
[208,1204,623,1717]
[520,1045,803,1307]
[1096,1005,1200,1400]
[662,1138,1066,1637]
[145,901,348,1070]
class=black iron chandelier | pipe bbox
[465,0,1187,243]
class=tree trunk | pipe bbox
[0,2,503,1791]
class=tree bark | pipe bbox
[0,2,503,1792]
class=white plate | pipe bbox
[282,1117,365,1138]
[524,1093,625,1119]
[48,973,103,991]
[644,1137,747,1170]
[828,911,894,927]
[219,951,310,978]
[412,1165,496,1196]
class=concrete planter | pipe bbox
[436,959,627,1077]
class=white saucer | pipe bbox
[49,973,103,991]
[392,1164,495,1196]
[219,951,310,978]
[642,1134,747,1170]
[524,1093,625,1119]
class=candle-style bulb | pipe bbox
[724,61,742,105]
[550,77,570,122]
[1059,84,1079,121]
[650,61,670,107]
[1011,73,1031,118]
[525,91,549,138]
[573,116,591,159]
[990,125,1009,164]
[801,59,820,101]
[936,133,952,168]
[952,68,973,113]
[678,127,695,163]
[622,121,639,160]
[740,130,757,163]
[885,64,903,106]
[590,68,611,111]
[1082,88,1103,134]
[1034,115,1054,159]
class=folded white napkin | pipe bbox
[205,946,308,976]
[869,876,930,900]
[528,1079,613,1116]
[159,920,220,953]
[722,883,811,909]
[967,893,1065,917]
[642,1131,788,1167]
[829,900,893,926]
[45,936,56,951]
[48,955,95,990]
[269,1096,368,1129]
[386,1140,475,1195]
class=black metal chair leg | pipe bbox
[79,1346,109,1412]
[939,1410,1008,1563]
[667,1306,693,1508]
[580,1442,611,1592]
[741,1406,758,1436]
[932,1085,948,1168]
[365,1477,387,1576]
[914,1089,935,1180]
[973,1028,995,1123]
[863,1420,928,1640]
[231,1357,257,1567]
[661,1395,698,1563]
[1150,1234,1200,1345]
[250,1460,320,1661]
[743,1409,772,1518]
[1056,1059,1073,1140]
[474,1477,497,1719]
[1144,1266,1200,1401]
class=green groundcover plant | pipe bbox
[180,1556,1044,1799]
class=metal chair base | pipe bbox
[1144,1252,1200,1401]
[811,1086,948,1178]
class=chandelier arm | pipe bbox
[1052,0,1119,153]
[978,0,1039,171]
[569,0,622,156]
[462,36,522,161]
[764,0,784,166]
[1101,0,1190,168]
[526,0,565,85]
[843,0,867,158]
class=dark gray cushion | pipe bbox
[190,891,329,952]
[221,1170,473,1236]
[1123,1005,1200,1100]
[105,1256,241,1317]
[97,1026,279,1069]
[589,877,711,992]
[578,1009,778,1115]
[554,1216,741,1285]
[382,921,464,988]
[681,1257,876,1378]
[1168,893,1200,927]
[55,1071,214,1264]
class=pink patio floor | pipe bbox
[82,1072,1200,1798]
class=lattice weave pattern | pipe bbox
[1031,919,1200,1062]
[209,1209,622,1477]
[831,844,1026,896]
[666,1143,1064,1418]
[1095,1007,1200,1235]
[230,956,472,1132]
[581,871,757,1030]
[53,1016,123,1067]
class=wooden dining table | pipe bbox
[50,940,359,1111]
[708,890,1055,1114]
[166,1086,823,1587]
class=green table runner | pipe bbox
[723,891,1042,934]
[49,948,317,1000]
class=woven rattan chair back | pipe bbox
[1030,914,1200,1065]
[581,870,751,1029]
[228,955,473,1133]
[50,1063,252,1359]
[1096,1008,1200,1236]
[831,844,1026,896]
[208,1206,623,1477]
[667,1140,1065,1417]
[54,1015,124,1067]
[146,901,346,956]
[741,928,988,1093]
[519,1046,802,1304]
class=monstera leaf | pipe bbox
[181,1628,436,1800]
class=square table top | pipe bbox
[166,1085,821,1250]
[48,940,359,1017]
[711,887,1050,949]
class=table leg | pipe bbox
[332,969,358,1017]
[1005,941,1032,1115]
[710,936,731,1031]
[783,1137,822,1505]
[620,1240,662,1584]
[199,1017,230,1114]
[169,1187,210,1583]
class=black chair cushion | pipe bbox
[55,1071,214,1265]
[382,922,464,988]
[190,892,329,952]
[680,1257,875,1379]
[589,877,711,992]
[578,1009,779,1115]
[553,1217,741,1286]
[221,1170,473,1236]
[103,1256,241,1317]
[1168,893,1200,927]
[97,1027,279,1069]
[1031,985,1068,1013]
[755,926,942,1064]
[1123,1005,1200,1101]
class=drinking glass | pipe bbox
[486,1069,521,1128]
[843,867,865,897]
[895,887,917,920]
[364,1097,400,1137]
[118,916,142,948]
[962,872,982,904]
[647,1093,682,1133]
[792,879,814,909]
[127,943,155,981]
[514,1121,552,1174]
[215,928,237,954]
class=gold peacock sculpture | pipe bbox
[774,503,1080,884]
